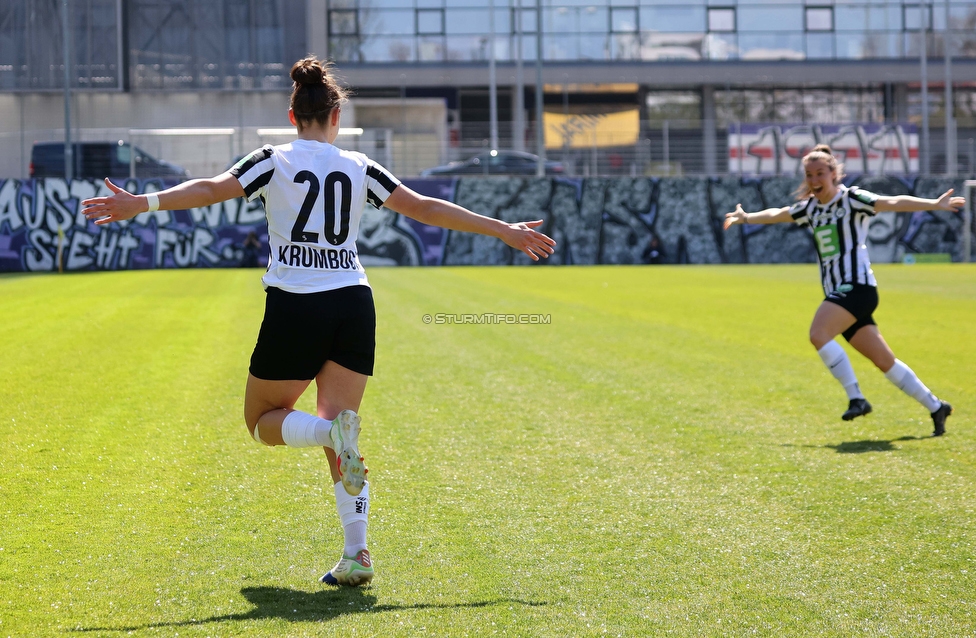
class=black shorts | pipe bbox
[824,283,878,342]
[249,285,376,380]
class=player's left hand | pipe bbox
[723,203,748,229]
[502,220,556,261]
[935,189,966,213]
[81,178,147,225]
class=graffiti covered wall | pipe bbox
[439,175,971,266]
[0,176,971,273]
[0,178,267,272]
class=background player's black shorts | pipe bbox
[249,285,376,380]
[824,283,878,342]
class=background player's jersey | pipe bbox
[231,140,400,293]
[789,184,879,296]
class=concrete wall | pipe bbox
[353,98,448,176]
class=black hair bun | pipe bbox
[290,58,325,85]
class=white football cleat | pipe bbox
[320,549,374,586]
[330,409,367,496]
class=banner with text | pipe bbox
[728,123,919,176]
[544,110,641,150]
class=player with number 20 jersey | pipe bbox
[81,56,556,589]
[232,141,399,293]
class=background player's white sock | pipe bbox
[884,359,941,412]
[280,410,334,448]
[817,341,864,400]
[335,481,369,557]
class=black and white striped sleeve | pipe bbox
[789,198,813,226]
[848,187,879,215]
[229,145,275,202]
[364,159,401,209]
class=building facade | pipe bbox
[1,0,975,178]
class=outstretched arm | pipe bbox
[382,184,556,261]
[82,173,245,225]
[873,189,965,213]
[723,204,792,230]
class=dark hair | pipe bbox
[289,57,347,131]
[794,143,846,200]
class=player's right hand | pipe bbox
[81,178,147,225]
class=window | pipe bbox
[611,7,638,34]
[642,7,705,33]
[903,4,932,31]
[550,7,577,34]
[806,7,833,32]
[708,8,735,33]
[445,9,490,35]
[329,10,358,36]
[417,9,444,35]
[370,10,414,36]
[835,6,902,33]
[645,91,702,125]
[738,6,802,33]
[715,88,885,127]
[511,8,537,34]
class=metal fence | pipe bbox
[5,122,975,180]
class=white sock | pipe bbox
[280,411,333,449]
[817,341,864,400]
[884,359,941,412]
[335,481,369,557]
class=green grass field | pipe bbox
[1,264,974,637]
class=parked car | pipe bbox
[420,150,563,177]
[29,141,188,179]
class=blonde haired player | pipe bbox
[82,56,556,585]
[724,144,964,435]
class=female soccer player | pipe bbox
[723,144,963,436]
[81,56,556,586]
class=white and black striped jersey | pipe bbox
[230,140,400,293]
[789,184,879,296]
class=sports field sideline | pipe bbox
[1,264,974,637]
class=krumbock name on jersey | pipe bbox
[231,140,400,293]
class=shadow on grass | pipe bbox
[70,586,548,633]
[784,435,929,454]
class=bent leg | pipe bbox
[849,324,937,408]
[315,360,369,421]
[809,301,856,350]
[849,325,950,433]
[847,325,896,372]
[243,374,312,445]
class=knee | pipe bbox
[809,328,829,350]
[873,354,896,373]
[243,410,258,437]
[244,418,271,446]
[245,421,260,443]
[243,405,268,445]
